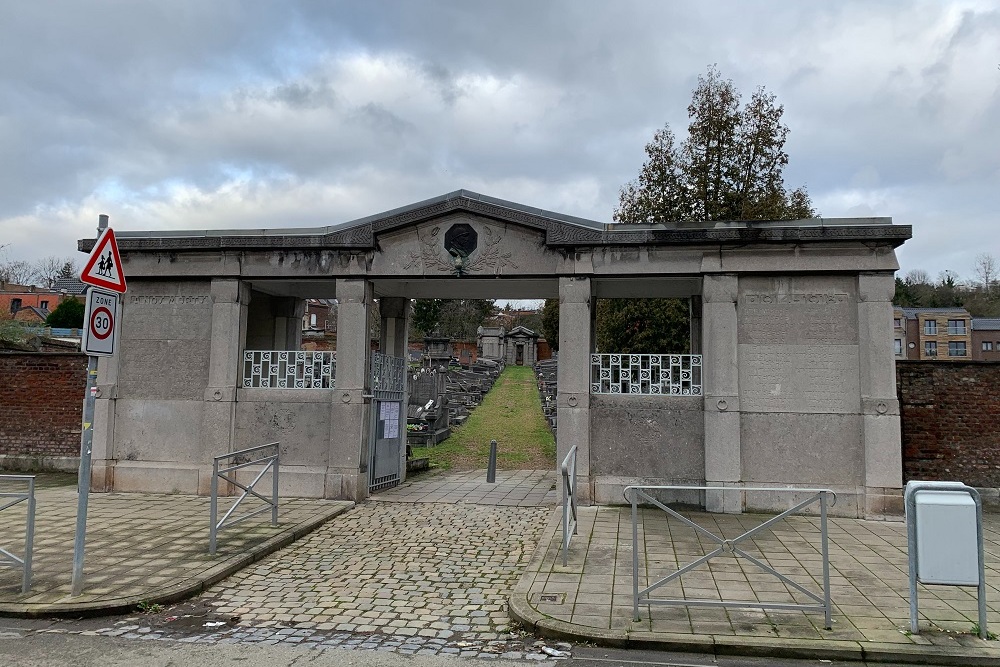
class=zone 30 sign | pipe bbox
[81,288,120,356]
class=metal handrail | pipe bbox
[561,446,578,566]
[209,443,280,555]
[625,485,836,629]
[0,475,36,593]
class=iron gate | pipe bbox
[368,352,407,492]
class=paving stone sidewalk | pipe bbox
[512,504,1000,664]
[0,480,352,616]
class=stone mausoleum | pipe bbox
[81,190,910,517]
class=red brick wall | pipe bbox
[898,361,1000,487]
[0,352,87,459]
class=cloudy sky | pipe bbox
[1,1,997,283]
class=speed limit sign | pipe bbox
[81,288,120,356]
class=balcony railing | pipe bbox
[591,354,702,395]
[242,350,336,389]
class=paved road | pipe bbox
[0,631,963,666]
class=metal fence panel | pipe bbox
[590,354,702,395]
[209,443,280,555]
[243,350,335,389]
[0,475,36,593]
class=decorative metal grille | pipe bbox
[590,354,702,395]
[242,350,336,389]
[371,352,407,400]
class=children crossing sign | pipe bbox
[80,228,127,293]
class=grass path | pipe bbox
[411,365,556,470]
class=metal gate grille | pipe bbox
[369,353,407,492]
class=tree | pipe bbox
[615,65,815,224]
[46,298,85,328]
[596,299,690,354]
[0,260,36,285]
[411,299,443,336]
[31,256,76,288]
[540,298,559,350]
[974,253,998,296]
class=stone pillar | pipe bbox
[702,274,741,513]
[379,297,410,482]
[858,273,903,517]
[273,298,304,350]
[90,318,122,492]
[328,279,372,501]
[557,276,592,503]
[196,279,250,493]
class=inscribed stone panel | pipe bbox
[741,412,863,485]
[737,276,860,414]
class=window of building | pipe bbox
[923,319,937,335]
[310,313,317,327]
[893,317,903,328]
[894,339,903,355]
[10,298,21,313]
[947,319,967,335]
[40,300,49,310]
[984,341,994,352]
[924,341,937,357]
[948,341,967,357]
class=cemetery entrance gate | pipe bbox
[369,352,407,492]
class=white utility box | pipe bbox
[914,490,979,585]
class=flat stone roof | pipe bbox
[80,189,911,253]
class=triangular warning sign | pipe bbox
[80,228,127,293]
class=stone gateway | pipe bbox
[80,190,910,518]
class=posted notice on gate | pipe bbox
[81,288,120,357]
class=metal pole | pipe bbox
[23,477,35,594]
[70,355,98,595]
[632,488,640,622]
[975,490,988,640]
[271,447,279,526]
[209,458,219,555]
[486,439,497,483]
[820,491,832,630]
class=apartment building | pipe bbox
[973,318,1000,362]
[892,307,973,361]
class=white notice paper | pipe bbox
[381,401,400,439]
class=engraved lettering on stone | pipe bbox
[741,347,857,413]
[129,295,210,305]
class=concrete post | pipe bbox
[702,274,741,513]
[199,279,249,493]
[379,297,410,482]
[328,279,372,501]
[858,273,903,517]
[90,322,121,492]
[557,276,592,503]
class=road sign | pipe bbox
[80,228,127,293]
[81,288,120,356]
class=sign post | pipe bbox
[72,214,126,596]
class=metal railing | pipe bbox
[591,354,702,395]
[561,446,579,566]
[0,475,36,593]
[625,485,835,629]
[242,350,335,388]
[210,443,280,555]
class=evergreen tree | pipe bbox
[46,298,85,328]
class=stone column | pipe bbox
[702,274,741,513]
[272,298,304,350]
[858,273,903,517]
[557,276,592,503]
[328,279,372,501]
[379,297,410,482]
[198,279,249,494]
[90,314,122,492]
[689,295,703,354]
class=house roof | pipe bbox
[898,307,971,320]
[507,325,539,338]
[52,277,87,294]
[13,306,49,321]
[972,318,1000,331]
[84,190,911,253]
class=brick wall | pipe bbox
[0,352,87,460]
[898,361,1000,487]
